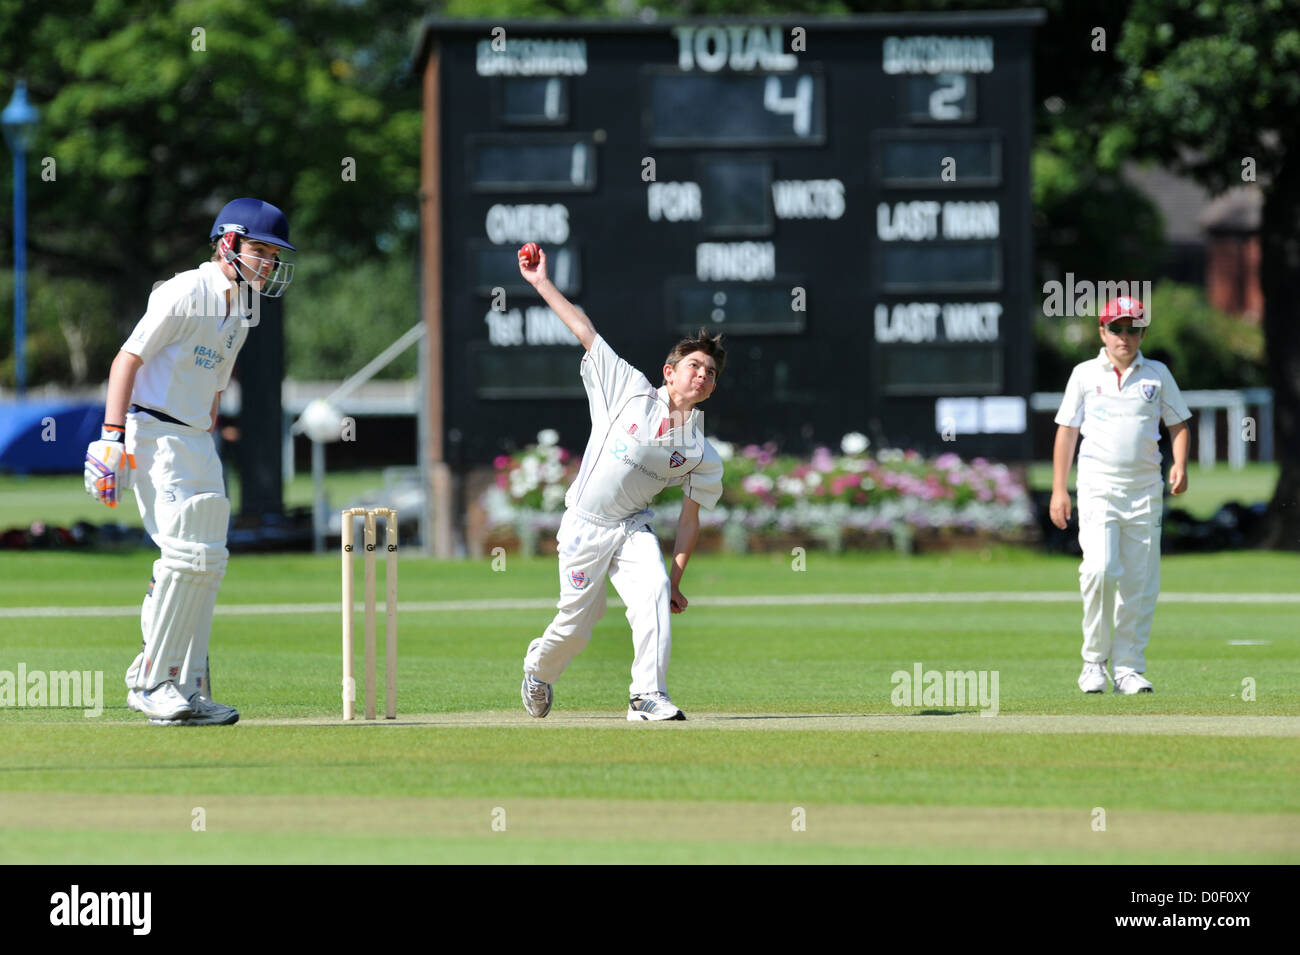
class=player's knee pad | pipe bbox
[155,493,230,580]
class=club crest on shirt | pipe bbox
[627,423,638,437]
[668,451,686,468]
[1141,382,1159,402]
[569,571,588,589]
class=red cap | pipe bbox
[1099,296,1149,327]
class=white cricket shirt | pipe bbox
[122,261,252,430]
[1055,348,1191,491]
[565,335,724,521]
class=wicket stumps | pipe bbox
[341,507,398,720]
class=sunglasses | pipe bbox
[1104,325,1142,337]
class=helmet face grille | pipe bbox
[259,260,294,298]
[229,248,295,298]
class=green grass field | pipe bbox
[0,460,1280,529]
[0,468,389,529]
[1,547,1296,863]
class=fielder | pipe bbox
[515,244,725,721]
[1050,296,1191,694]
[84,198,295,725]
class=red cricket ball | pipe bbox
[519,242,540,268]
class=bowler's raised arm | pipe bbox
[517,245,597,351]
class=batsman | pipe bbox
[84,198,295,726]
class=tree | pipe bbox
[0,0,424,377]
[1113,1,1300,548]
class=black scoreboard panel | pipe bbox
[424,14,1042,463]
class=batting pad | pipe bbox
[134,494,230,692]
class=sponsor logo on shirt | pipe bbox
[609,438,667,481]
[193,345,225,370]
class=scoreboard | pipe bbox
[414,12,1044,469]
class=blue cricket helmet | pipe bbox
[209,198,296,251]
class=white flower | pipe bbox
[537,429,559,447]
[509,472,532,499]
[710,437,734,462]
[805,472,823,488]
[542,484,567,511]
[840,432,870,455]
[777,476,805,497]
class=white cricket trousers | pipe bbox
[124,415,228,697]
[1076,483,1163,677]
[524,509,674,698]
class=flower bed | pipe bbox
[478,431,1036,554]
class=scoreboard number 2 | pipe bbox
[929,73,968,121]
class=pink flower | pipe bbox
[493,455,511,470]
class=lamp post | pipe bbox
[2,81,40,400]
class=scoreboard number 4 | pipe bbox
[763,75,815,137]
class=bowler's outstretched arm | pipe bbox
[517,246,597,351]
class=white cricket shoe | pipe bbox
[521,674,553,718]
[127,682,194,721]
[627,692,686,721]
[149,694,239,726]
[1078,661,1110,693]
[1114,672,1154,694]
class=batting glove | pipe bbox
[84,425,136,508]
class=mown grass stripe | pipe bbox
[4,590,1299,618]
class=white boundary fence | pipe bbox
[1030,388,1274,468]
